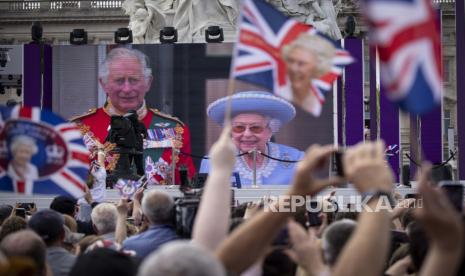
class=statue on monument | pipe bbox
[122,0,174,43]
[122,0,347,42]
[267,0,343,40]
[173,0,239,42]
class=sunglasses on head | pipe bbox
[232,124,266,134]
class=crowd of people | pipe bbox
[0,132,464,276]
[0,46,463,276]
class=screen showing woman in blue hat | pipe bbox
[199,91,304,185]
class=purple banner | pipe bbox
[43,45,52,109]
[337,77,343,145]
[380,83,400,182]
[368,46,400,181]
[343,38,364,146]
[420,9,443,165]
[369,46,378,141]
[23,44,52,109]
[421,106,442,163]
[457,0,465,180]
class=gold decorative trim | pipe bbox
[69,108,97,122]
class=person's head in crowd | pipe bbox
[0,257,38,276]
[321,219,357,267]
[63,214,78,233]
[91,203,118,235]
[28,209,65,247]
[99,47,153,114]
[70,247,137,276]
[63,225,84,254]
[141,190,175,225]
[0,204,13,226]
[0,230,47,276]
[76,235,103,255]
[262,249,296,276]
[0,216,27,242]
[138,241,226,276]
[50,195,78,217]
[207,91,296,155]
[407,221,429,272]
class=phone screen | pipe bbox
[307,201,322,227]
[439,181,464,212]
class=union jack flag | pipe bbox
[0,106,89,198]
[233,0,353,116]
[364,0,442,114]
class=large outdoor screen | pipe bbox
[52,43,335,171]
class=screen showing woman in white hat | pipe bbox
[199,91,304,185]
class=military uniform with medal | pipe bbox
[72,102,196,185]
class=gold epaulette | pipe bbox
[149,108,184,126]
[69,108,97,122]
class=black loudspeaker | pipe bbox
[431,164,453,184]
[31,21,43,43]
[402,165,410,186]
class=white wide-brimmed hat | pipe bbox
[207,91,296,125]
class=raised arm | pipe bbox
[191,125,236,251]
[415,164,464,276]
[115,199,129,244]
[332,141,394,276]
[215,144,342,274]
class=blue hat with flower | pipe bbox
[207,91,296,125]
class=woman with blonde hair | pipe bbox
[281,33,336,115]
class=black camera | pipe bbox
[18,202,35,211]
[174,195,201,238]
[105,110,147,184]
[107,115,136,149]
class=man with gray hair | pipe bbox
[122,189,179,258]
[321,219,357,267]
[138,241,226,276]
[91,203,118,241]
[71,47,195,185]
[0,230,48,276]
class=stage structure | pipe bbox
[0,30,460,182]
